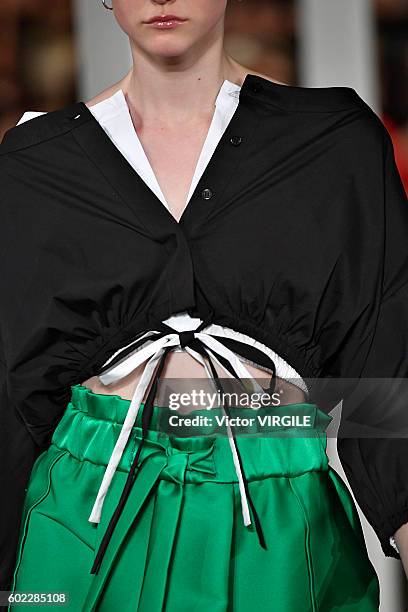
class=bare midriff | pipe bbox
[80,351,307,406]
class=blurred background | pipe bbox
[0,0,407,609]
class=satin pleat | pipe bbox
[9,384,379,611]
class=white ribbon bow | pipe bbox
[88,327,270,528]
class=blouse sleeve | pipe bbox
[0,341,43,590]
[335,124,408,559]
[0,113,52,589]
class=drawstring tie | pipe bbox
[89,309,277,574]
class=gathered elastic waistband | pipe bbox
[51,384,333,482]
[67,384,332,431]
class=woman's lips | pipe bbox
[144,17,187,29]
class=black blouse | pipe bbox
[0,74,407,589]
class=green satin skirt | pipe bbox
[10,384,380,611]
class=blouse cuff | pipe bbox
[378,504,408,560]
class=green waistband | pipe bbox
[48,384,333,480]
[68,383,332,436]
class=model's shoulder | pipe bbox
[245,70,370,114]
[0,100,90,156]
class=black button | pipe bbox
[230,136,243,146]
[201,188,213,200]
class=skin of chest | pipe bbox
[135,117,214,223]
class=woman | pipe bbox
[1,0,408,609]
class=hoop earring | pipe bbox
[102,0,113,10]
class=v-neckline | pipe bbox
[71,73,264,236]
[88,79,241,223]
